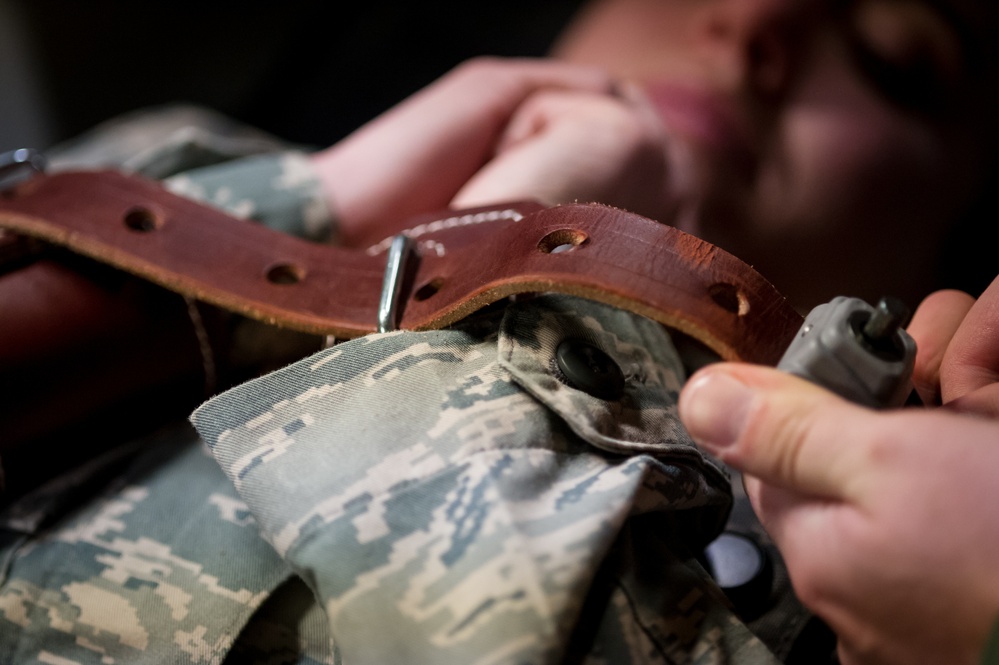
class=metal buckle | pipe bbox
[0,149,49,272]
[0,148,47,191]
[378,234,416,333]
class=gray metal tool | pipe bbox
[776,296,917,409]
[705,296,917,644]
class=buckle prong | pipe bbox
[0,148,47,191]
[378,234,416,333]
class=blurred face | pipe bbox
[556,0,999,309]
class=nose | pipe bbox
[695,0,812,97]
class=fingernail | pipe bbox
[680,371,755,452]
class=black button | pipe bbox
[555,339,625,400]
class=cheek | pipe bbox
[755,102,943,237]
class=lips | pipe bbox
[641,81,757,234]
[643,81,759,185]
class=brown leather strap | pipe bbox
[0,170,802,364]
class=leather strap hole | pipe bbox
[414,278,443,302]
[266,263,305,285]
[124,207,161,232]
[709,282,750,316]
[538,229,588,254]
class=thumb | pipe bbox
[678,363,876,500]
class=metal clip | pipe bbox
[0,149,49,272]
[378,234,416,333]
[0,148,47,191]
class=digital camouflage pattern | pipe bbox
[0,425,328,664]
[192,294,777,664]
[0,107,335,664]
[46,104,332,242]
[0,105,784,664]
[164,153,331,243]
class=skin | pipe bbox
[679,276,999,664]
[553,0,999,310]
[301,6,999,660]
[6,3,996,655]
[309,57,674,248]
[312,0,999,310]
[535,6,999,661]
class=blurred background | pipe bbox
[0,0,588,152]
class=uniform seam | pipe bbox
[612,573,681,665]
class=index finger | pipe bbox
[940,274,999,405]
[908,289,975,405]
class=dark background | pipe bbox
[1,0,589,151]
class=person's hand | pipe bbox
[677,276,999,665]
[908,286,999,416]
[450,81,676,225]
[310,57,675,245]
[310,57,613,244]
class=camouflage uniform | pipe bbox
[0,107,781,664]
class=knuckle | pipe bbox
[455,55,503,73]
[789,568,824,610]
[859,419,904,468]
[571,101,658,148]
[784,552,834,613]
[448,57,507,86]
